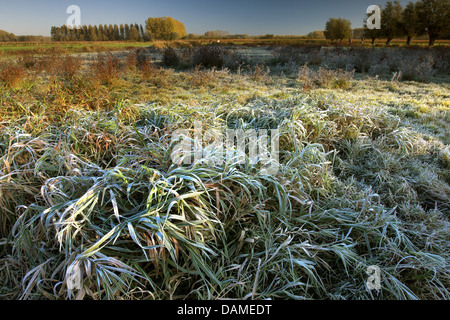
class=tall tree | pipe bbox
[87,25,95,41]
[416,0,450,46]
[114,24,120,41]
[381,1,404,45]
[60,25,68,41]
[324,17,352,42]
[67,27,74,41]
[50,27,61,41]
[103,24,109,41]
[133,23,141,41]
[107,24,114,41]
[119,24,125,41]
[81,25,88,41]
[98,25,104,41]
[128,25,140,41]
[124,24,130,41]
[145,17,186,40]
[93,25,99,41]
[401,2,424,45]
[139,25,145,41]
[363,6,382,44]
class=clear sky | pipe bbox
[0,0,417,36]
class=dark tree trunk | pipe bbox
[406,36,412,46]
[428,29,439,46]
[428,35,437,46]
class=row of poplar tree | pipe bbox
[51,17,188,42]
[50,24,150,42]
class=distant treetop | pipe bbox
[145,17,187,41]
[0,30,17,42]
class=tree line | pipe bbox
[0,30,17,41]
[324,0,449,46]
[364,0,449,46]
[0,30,51,42]
[50,17,187,42]
[51,24,149,42]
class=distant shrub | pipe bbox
[148,41,169,53]
[368,60,389,76]
[126,48,150,71]
[190,46,248,70]
[149,40,193,54]
[399,55,436,82]
[135,49,149,68]
[312,46,447,81]
[177,47,195,68]
[223,50,248,70]
[309,56,323,66]
[163,47,180,67]
[321,51,353,70]
[91,53,122,84]
[271,46,306,65]
[432,47,450,74]
[298,65,354,89]
[350,49,372,73]
[193,46,226,68]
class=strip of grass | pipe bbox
[0,41,151,56]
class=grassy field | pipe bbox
[0,41,151,56]
[1,38,449,55]
[0,43,448,300]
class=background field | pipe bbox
[1,38,449,56]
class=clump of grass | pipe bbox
[0,62,27,87]
[91,53,123,85]
[125,50,138,71]
[249,63,272,82]
[126,48,152,71]
[136,60,172,89]
[188,65,221,87]
[18,55,38,69]
[135,48,150,68]
[297,65,354,89]
[33,54,60,75]
[57,55,82,80]
[1,96,449,300]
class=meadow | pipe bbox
[0,41,449,300]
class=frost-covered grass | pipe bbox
[0,46,449,300]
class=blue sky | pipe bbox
[0,0,417,36]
